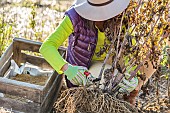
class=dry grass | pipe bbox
[10,74,49,86]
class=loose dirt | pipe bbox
[10,74,49,86]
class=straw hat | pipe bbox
[74,0,130,21]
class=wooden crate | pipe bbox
[0,38,66,113]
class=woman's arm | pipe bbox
[39,16,73,74]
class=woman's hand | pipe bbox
[63,63,97,86]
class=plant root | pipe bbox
[54,87,138,113]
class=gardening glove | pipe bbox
[64,63,97,86]
[118,73,138,93]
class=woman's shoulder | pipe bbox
[65,7,84,27]
[65,7,79,18]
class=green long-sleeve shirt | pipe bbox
[40,16,110,74]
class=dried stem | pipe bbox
[98,44,114,80]
[126,14,162,80]
[114,12,125,68]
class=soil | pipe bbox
[10,74,49,86]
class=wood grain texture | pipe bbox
[40,72,63,113]
[0,77,44,103]
[0,97,40,113]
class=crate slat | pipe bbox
[0,97,40,113]
[0,43,13,67]
[0,77,44,103]
[0,56,11,77]
[20,53,52,69]
[0,43,13,76]
[13,38,42,53]
[41,73,63,113]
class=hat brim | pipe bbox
[74,0,130,21]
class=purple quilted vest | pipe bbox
[65,8,98,69]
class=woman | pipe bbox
[40,0,138,105]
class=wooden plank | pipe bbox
[0,43,13,70]
[0,77,44,103]
[42,71,57,100]
[12,41,21,66]
[20,53,53,69]
[4,68,11,78]
[13,38,66,64]
[14,38,42,46]
[0,97,40,113]
[13,38,42,53]
[0,56,11,77]
[17,42,41,53]
[40,72,63,113]
[12,38,41,65]
[14,38,66,53]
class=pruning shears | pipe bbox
[84,71,101,83]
